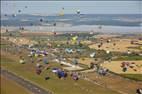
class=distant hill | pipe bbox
[1,14,142,26]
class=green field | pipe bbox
[120,74,142,81]
[1,33,141,94]
[115,55,142,61]
[1,75,30,94]
[1,57,120,94]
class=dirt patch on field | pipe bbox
[68,58,95,65]
[81,41,92,45]
[89,38,141,52]
[1,37,38,46]
[0,28,7,33]
[102,61,142,74]
[77,58,95,65]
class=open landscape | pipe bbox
[1,1,142,94]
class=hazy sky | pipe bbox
[1,1,142,14]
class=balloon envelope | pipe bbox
[18,10,21,13]
[40,19,43,22]
[76,10,80,14]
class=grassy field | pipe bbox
[0,75,30,94]
[115,55,142,61]
[1,56,120,94]
[120,74,142,81]
[1,32,141,94]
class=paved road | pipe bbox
[1,69,53,94]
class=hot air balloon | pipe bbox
[30,23,33,26]
[98,25,102,29]
[59,7,64,16]
[72,36,78,44]
[46,20,48,23]
[53,23,56,26]
[4,14,7,16]
[25,6,28,8]
[76,9,80,15]
[12,14,16,17]
[52,29,56,36]
[6,29,8,32]
[40,18,43,22]
[72,36,78,41]
[106,50,110,54]
[19,27,24,30]
[18,10,21,13]
[90,52,96,58]
[54,32,57,36]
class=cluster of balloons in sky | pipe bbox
[4,5,81,17]
[4,6,82,30]
[4,6,82,26]
[4,5,102,33]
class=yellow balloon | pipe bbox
[35,54,38,57]
[59,9,64,16]
[71,36,78,44]
[72,36,78,41]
